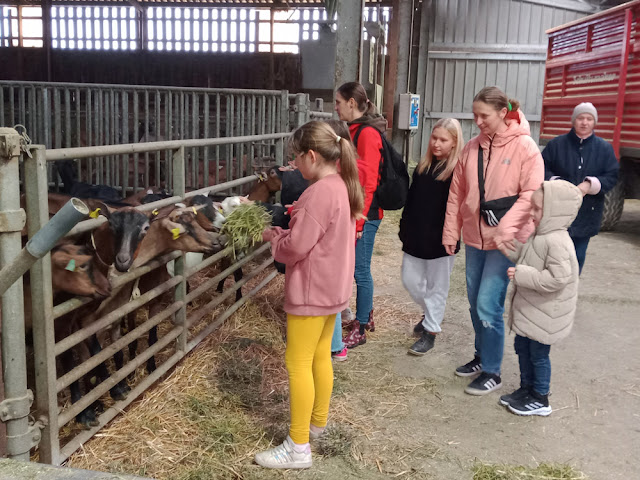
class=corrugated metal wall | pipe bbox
[416,0,596,159]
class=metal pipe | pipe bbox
[0,127,30,460]
[45,132,292,161]
[0,198,89,296]
[0,80,285,96]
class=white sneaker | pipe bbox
[254,436,312,469]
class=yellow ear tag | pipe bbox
[192,207,197,214]
[152,209,159,216]
[171,228,181,240]
[65,259,76,272]
[89,208,101,218]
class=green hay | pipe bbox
[473,462,587,480]
[221,203,272,259]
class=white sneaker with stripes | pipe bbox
[254,436,312,469]
[464,372,502,395]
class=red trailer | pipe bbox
[540,0,640,229]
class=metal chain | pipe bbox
[13,124,33,158]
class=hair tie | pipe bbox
[336,135,341,144]
[507,102,513,112]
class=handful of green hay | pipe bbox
[220,203,272,259]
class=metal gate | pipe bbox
[0,127,296,465]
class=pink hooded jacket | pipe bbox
[264,174,355,316]
[442,111,544,251]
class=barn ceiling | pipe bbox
[7,0,392,6]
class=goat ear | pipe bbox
[149,205,174,222]
[161,219,186,237]
[84,200,111,219]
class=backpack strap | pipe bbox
[352,124,373,147]
[477,146,486,204]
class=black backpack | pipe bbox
[354,125,409,211]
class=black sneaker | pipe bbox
[464,372,502,395]
[413,315,426,336]
[499,386,532,406]
[408,332,436,356]
[508,391,552,416]
[455,356,482,377]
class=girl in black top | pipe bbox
[399,118,464,355]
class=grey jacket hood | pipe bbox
[537,180,583,235]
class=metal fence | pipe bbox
[0,81,291,194]
[0,129,295,465]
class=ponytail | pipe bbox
[336,137,364,219]
[289,121,363,219]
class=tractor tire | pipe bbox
[600,180,625,231]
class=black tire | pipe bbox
[600,180,625,231]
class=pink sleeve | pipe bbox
[496,145,544,244]
[442,156,465,245]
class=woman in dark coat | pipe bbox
[542,102,619,273]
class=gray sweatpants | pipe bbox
[401,252,456,333]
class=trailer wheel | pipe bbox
[600,180,625,231]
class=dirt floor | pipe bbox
[67,200,640,480]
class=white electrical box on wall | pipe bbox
[398,94,420,130]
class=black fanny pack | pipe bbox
[478,147,518,227]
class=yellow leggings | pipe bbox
[285,313,336,444]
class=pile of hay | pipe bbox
[473,462,587,480]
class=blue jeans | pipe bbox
[570,235,590,275]
[465,245,514,375]
[331,312,344,353]
[355,220,381,324]
[514,335,551,395]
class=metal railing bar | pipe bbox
[2,81,285,97]
[56,300,184,393]
[44,133,292,161]
[54,275,183,357]
[187,267,278,351]
[57,324,182,427]
[185,243,270,302]
[64,174,258,238]
[187,257,273,328]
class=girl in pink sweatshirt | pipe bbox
[255,121,363,469]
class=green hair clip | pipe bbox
[507,102,513,112]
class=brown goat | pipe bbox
[247,167,282,203]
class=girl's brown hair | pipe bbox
[289,121,363,218]
[417,118,464,180]
[473,86,520,113]
[337,82,379,116]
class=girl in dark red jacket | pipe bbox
[335,82,387,348]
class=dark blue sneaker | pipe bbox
[499,386,532,406]
[508,391,552,416]
[455,356,482,377]
[464,372,502,395]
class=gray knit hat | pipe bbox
[571,102,598,124]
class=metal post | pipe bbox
[390,0,414,154]
[24,145,59,464]
[0,128,30,460]
[172,146,188,351]
[334,0,366,88]
[294,93,308,128]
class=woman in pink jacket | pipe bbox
[442,86,544,396]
